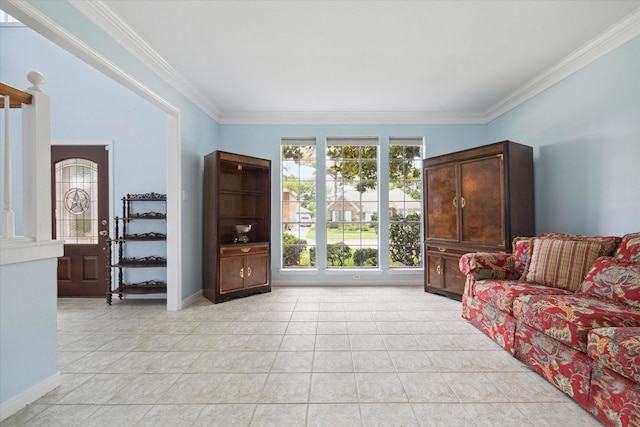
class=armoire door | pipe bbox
[424,163,459,243]
[459,155,505,247]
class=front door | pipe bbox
[51,145,109,297]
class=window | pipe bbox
[326,138,379,268]
[281,139,316,267]
[54,158,99,244]
[281,136,424,271]
[388,138,423,268]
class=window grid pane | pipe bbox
[326,143,379,268]
[389,142,423,268]
[282,143,316,268]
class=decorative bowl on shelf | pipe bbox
[235,224,256,234]
[234,223,257,243]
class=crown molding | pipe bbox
[484,7,640,123]
[218,110,487,125]
[69,0,221,121]
[0,0,178,115]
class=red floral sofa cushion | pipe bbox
[614,232,640,262]
[579,257,640,310]
[473,280,572,314]
[588,327,640,383]
[513,294,640,353]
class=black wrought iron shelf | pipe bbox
[107,281,167,295]
[111,256,167,268]
[107,192,168,305]
[122,192,166,202]
[111,232,167,242]
[121,213,167,221]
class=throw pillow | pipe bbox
[540,233,621,256]
[580,257,640,309]
[614,232,640,262]
[521,238,604,292]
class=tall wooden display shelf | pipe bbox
[106,192,167,304]
[203,151,271,303]
[423,141,534,300]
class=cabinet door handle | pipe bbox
[460,196,466,209]
[436,264,442,275]
[452,197,457,208]
[438,247,447,252]
[247,267,252,277]
[240,267,244,278]
[241,247,251,253]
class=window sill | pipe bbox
[278,268,319,274]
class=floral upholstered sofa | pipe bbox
[459,232,640,426]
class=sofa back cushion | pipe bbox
[521,238,603,292]
[614,232,640,262]
[579,257,640,309]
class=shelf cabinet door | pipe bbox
[424,163,459,242]
[459,155,506,247]
[246,253,269,289]
[219,255,245,294]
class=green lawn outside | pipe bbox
[303,225,378,241]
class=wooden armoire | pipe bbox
[203,151,271,303]
[423,141,534,300]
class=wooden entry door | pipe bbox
[51,145,109,297]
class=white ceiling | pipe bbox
[76,1,639,123]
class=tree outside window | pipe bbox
[282,137,423,270]
[282,143,316,267]
[388,140,423,268]
[326,141,379,268]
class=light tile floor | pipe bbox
[1,286,603,426]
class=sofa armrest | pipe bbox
[459,252,518,280]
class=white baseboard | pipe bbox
[182,289,203,308]
[0,372,61,422]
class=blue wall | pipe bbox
[0,258,58,405]
[487,36,640,236]
[0,25,166,222]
